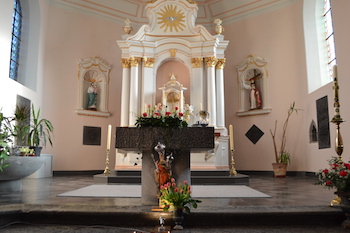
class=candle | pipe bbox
[107,124,112,150]
[333,65,340,118]
[229,124,234,151]
[200,103,202,111]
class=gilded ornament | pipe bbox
[120,58,131,68]
[143,57,155,68]
[157,4,186,32]
[191,57,203,68]
[129,56,141,67]
[170,49,177,57]
[216,58,226,69]
[204,57,218,67]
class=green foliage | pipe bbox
[27,104,54,147]
[0,112,11,172]
[278,151,291,165]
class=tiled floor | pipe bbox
[0,173,347,232]
[0,173,336,207]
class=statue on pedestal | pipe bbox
[87,82,98,110]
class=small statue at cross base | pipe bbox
[152,142,173,190]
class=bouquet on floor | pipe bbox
[315,156,350,192]
[159,178,201,214]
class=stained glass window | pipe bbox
[9,0,22,81]
[323,0,336,79]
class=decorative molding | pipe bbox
[204,56,217,68]
[143,57,155,68]
[170,49,177,57]
[129,56,141,67]
[191,57,203,68]
[120,58,131,68]
[216,58,226,69]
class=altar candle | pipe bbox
[107,124,112,150]
[229,124,234,151]
[333,65,340,117]
[200,103,202,110]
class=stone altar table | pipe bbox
[115,127,214,205]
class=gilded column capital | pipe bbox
[191,57,203,68]
[120,58,131,68]
[143,57,155,68]
[129,56,141,67]
[204,56,218,68]
[216,58,226,69]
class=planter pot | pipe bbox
[272,163,287,177]
[29,146,42,156]
[173,208,184,230]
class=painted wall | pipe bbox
[0,0,349,172]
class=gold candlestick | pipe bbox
[104,149,110,175]
[230,150,237,176]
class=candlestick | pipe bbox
[107,124,112,150]
[229,124,234,151]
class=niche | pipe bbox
[75,57,111,117]
[236,55,271,117]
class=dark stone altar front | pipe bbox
[115,127,214,205]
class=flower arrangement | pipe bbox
[315,157,350,192]
[135,103,193,128]
[159,178,201,214]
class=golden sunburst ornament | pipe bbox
[157,5,186,32]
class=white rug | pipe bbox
[57,185,271,198]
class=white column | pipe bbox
[205,57,217,127]
[141,57,156,108]
[120,58,130,126]
[216,58,226,129]
[129,56,140,126]
[190,57,204,118]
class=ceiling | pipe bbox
[49,0,296,27]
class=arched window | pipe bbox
[303,0,337,93]
[9,0,22,81]
[323,0,336,79]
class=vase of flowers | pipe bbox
[315,156,350,228]
[159,178,201,230]
[135,103,190,128]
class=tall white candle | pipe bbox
[107,124,112,150]
[333,64,340,117]
[200,103,202,111]
[229,124,234,151]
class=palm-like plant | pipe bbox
[0,111,11,171]
[27,104,53,148]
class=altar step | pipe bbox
[94,170,249,185]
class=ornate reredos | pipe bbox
[146,0,198,36]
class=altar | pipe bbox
[115,127,214,205]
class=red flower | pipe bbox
[179,112,184,117]
[340,170,348,177]
[174,187,179,192]
[147,104,151,108]
[344,163,350,169]
[142,112,148,117]
[171,178,175,183]
[325,180,332,186]
[154,112,160,116]
[183,180,188,184]
[172,182,176,187]
[331,164,339,169]
[323,169,329,174]
[165,112,171,116]
[175,107,178,110]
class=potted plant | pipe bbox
[27,104,54,156]
[270,102,299,177]
[159,178,201,230]
[12,105,30,147]
[0,111,11,172]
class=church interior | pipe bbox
[1,0,350,231]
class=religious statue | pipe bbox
[87,82,98,110]
[249,79,261,110]
[152,142,173,190]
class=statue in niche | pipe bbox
[87,82,98,110]
[152,142,173,190]
[248,69,262,110]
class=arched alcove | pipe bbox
[156,60,190,105]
